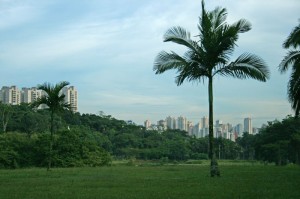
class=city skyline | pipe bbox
[0,0,298,127]
[144,115,259,130]
[144,115,256,141]
[0,85,78,112]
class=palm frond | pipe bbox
[30,96,49,109]
[37,82,52,96]
[164,26,191,41]
[232,19,251,33]
[288,68,300,116]
[198,0,212,42]
[210,6,227,31]
[283,23,300,49]
[154,51,188,74]
[279,50,300,73]
[163,26,202,55]
[215,53,270,82]
[175,61,209,86]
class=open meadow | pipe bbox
[0,161,299,199]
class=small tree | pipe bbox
[31,81,70,170]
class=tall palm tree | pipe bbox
[32,81,70,170]
[279,22,300,116]
[153,0,270,176]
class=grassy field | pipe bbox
[0,162,299,199]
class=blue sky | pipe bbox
[0,0,299,127]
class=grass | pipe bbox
[0,162,299,199]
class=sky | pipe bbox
[0,0,299,127]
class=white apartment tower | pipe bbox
[21,87,43,103]
[166,116,177,129]
[62,86,78,112]
[235,123,244,137]
[144,120,151,129]
[192,123,201,138]
[177,116,187,131]
[201,116,209,128]
[0,86,21,105]
[187,121,193,135]
[244,117,252,134]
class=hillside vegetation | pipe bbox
[0,103,299,168]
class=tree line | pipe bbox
[238,116,300,166]
[1,102,299,169]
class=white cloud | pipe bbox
[0,2,36,29]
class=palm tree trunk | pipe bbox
[208,76,220,177]
[48,111,54,171]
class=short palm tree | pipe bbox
[32,81,70,170]
[279,22,300,116]
[153,0,270,176]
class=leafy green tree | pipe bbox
[279,21,300,116]
[255,116,300,165]
[31,81,70,170]
[236,132,256,160]
[153,0,269,176]
[291,132,300,164]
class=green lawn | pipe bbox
[0,163,299,199]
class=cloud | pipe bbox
[0,1,38,30]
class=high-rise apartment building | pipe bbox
[165,116,177,129]
[144,120,151,129]
[215,120,222,127]
[177,116,187,131]
[187,121,193,136]
[21,87,44,104]
[201,116,209,128]
[244,117,252,134]
[235,123,244,137]
[62,86,78,112]
[192,123,201,138]
[0,86,21,105]
[157,120,167,130]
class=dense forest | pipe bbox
[0,103,299,168]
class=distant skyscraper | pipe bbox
[235,123,243,137]
[21,87,43,104]
[177,116,187,131]
[187,121,193,135]
[0,86,21,105]
[244,117,252,134]
[157,119,166,129]
[62,86,78,112]
[216,120,222,127]
[201,116,208,128]
[165,116,174,129]
[193,123,201,138]
[144,120,151,129]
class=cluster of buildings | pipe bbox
[0,85,78,112]
[144,116,258,141]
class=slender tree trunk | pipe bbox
[3,113,9,133]
[1,108,10,133]
[208,76,220,177]
[48,111,54,171]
